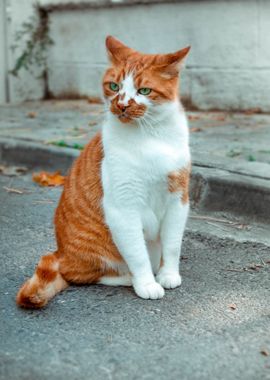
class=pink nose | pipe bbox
[117,102,127,112]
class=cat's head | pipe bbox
[102,36,190,124]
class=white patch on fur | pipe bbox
[118,73,151,107]
[102,96,190,299]
[101,257,129,275]
[99,274,132,286]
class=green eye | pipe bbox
[109,82,119,92]
[138,88,151,95]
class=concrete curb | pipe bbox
[1,137,269,223]
[193,152,270,181]
[0,137,79,172]
[191,167,270,223]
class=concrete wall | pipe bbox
[4,0,270,111]
[46,0,270,111]
[0,0,7,103]
[4,0,44,103]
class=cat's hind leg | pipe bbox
[98,274,132,286]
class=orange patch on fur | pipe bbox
[168,165,191,204]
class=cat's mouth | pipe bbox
[118,112,134,124]
[110,98,146,124]
[110,108,135,123]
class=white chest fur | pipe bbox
[101,101,190,240]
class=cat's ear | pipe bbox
[154,46,191,78]
[106,36,135,64]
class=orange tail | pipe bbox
[16,253,68,309]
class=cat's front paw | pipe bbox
[133,281,165,300]
[156,271,182,289]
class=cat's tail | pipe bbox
[16,252,68,309]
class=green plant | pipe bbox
[247,154,256,162]
[50,140,84,150]
[10,5,53,84]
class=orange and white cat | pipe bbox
[17,36,191,308]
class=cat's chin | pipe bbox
[118,115,133,124]
[114,113,139,125]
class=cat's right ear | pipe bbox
[105,36,135,64]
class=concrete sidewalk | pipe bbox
[1,100,270,229]
[0,100,270,177]
[1,100,270,244]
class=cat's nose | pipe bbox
[117,102,127,112]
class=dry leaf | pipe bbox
[32,171,65,187]
[190,127,202,133]
[0,165,28,176]
[87,96,103,104]
[248,263,263,271]
[88,121,98,126]
[228,303,237,310]
[188,114,201,121]
[260,349,269,357]
[215,116,226,121]
[244,108,261,115]
[27,111,37,118]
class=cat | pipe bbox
[16,36,191,308]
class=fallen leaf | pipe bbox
[27,111,37,118]
[244,108,261,115]
[215,115,226,121]
[235,223,251,230]
[0,165,28,176]
[33,171,65,187]
[190,127,202,133]
[188,115,201,121]
[88,121,98,126]
[228,303,237,310]
[87,96,103,104]
[248,263,263,271]
[260,349,269,357]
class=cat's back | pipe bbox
[54,132,108,252]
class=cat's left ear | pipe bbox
[155,46,191,78]
[105,35,136,64]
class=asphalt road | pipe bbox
[1,173,270,380]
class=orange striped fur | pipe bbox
[17,133,124,308]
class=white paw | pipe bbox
[156,271,182,289]
[133,281,165,300]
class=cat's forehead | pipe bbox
[109,56,150,80]
[119,73,137,96]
